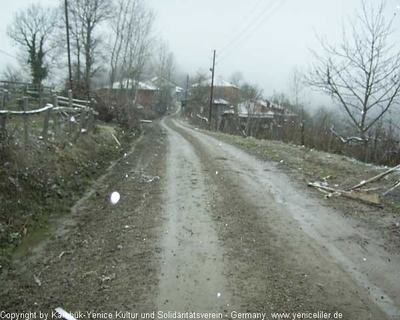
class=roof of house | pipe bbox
[111,79,157,91]
[213,98,229,105]
[151,76,184,94]
[192,77,238,89]
[237,100,283,118]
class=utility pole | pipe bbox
[208,50,216,129]
[64,0,73,92]
[185,74,189,102]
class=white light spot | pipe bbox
[125,174,129,178]
[363,258,366,261]
[70,116,76,122]
[217,292,221,298]
[215,171,219,175]
[124,153,127,158]
[110,191,120,204]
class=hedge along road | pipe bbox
[156,115,399,319]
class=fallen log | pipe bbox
[347,164,400,191]
[308,182,381,206]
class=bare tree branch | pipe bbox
[7,3,57,86]
[307,0,400,161]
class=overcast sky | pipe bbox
[1,0,400,106]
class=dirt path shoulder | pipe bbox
[1,122,166,314]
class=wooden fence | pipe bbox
[0,89,98,144]
[0,80,54,111]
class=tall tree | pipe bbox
[7,3,57,86]
[307,0,400,160]
[153,41,175,114]
[229,71,244,87]
[68,0,113,97]
[240,82,263,136]
[288,67,304,110]
[108,0,155,98]
[1,64,27,83]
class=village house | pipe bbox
[191,77,240,106]
[151,76,184,102]
[103,79,158,110]
[220,99,297,138]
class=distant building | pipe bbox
[191,77,240,107]
[151,76,184,101]
[237,99,284,118]
[101,79,158,110]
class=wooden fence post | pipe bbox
[23,97,29,144]
[87,111,94,132]
[79,109,87,133]
[0,114,7,136]
[0,90,4,110]
[76,110,84,140]
[0,114,7,156]
[39,83,43,109]
[68,90,73,108]
[89,98,96,131]
[69,117,73,137]
[53,94,59,138]
[42,105,53,142]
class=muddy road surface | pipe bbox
[1,116,399,320]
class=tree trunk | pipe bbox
[85,30,91,99]
[361,132,369,163]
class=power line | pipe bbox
[217,0,287,65]
[217,0,285,62]
[217,0,280,57]
[218,0,264,50]
[0,49,19,61]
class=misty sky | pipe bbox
[1,0,400,107]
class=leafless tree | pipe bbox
[7,3,58,86]
[288,67,309,143]
[190,70,209,107]
[240,82,263,136]
[153,41,175,114]
[307,0,400,160]
[288,67,304,110]
[108,0,155,100]
[230,71,244,87]
[1,64,27,83]
[68,0,113,97]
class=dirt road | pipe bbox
[1,115,399,319]
[159,117,399,319]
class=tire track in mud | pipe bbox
[156,120,235,314]
[163,117,393,319]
